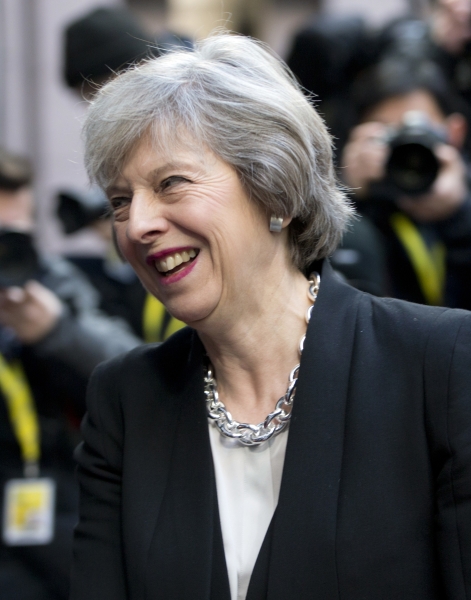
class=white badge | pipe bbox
[3,478,56,545]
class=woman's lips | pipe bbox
[146,247,199,284]
[154,249,197,273]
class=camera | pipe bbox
[57,188,108,234]
[0,229,41,287]
[384,111,447,195]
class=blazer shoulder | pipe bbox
[360,291,465,331]
[91,325,195,381]
[83,326,197,442]
[351,290,471,360]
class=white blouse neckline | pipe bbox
[208,423,289,600]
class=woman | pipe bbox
[71,34,471,600]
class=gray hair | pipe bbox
[84,32,354,269]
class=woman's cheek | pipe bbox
[113,226,133,261]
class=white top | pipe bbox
[208,423,289,600]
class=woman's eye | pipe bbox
[109,197,130,211]
[110,197,129,208]
[161,176,188,191]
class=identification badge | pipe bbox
[3,478,55,545]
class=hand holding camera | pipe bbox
[341,121,389,195]
[397,142,467,221]
[0,229,63,344]
[342,110,468,221]
[0,280,63,344]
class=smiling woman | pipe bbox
[71,33,471,600]
[105,134,296,326]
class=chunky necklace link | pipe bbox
[204,272,320,446]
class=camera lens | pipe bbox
[0,230,41,287]
[387,142,440,195]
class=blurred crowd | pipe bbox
[288,0,471,307]
[1,0,470,597]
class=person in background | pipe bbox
[65,6,155,99]
[286,15,389,297]
[286,5,471,301]
[430,0,471,107]
[0,147,140,600]
[341,57,471,308]
[287,1,471,155]
[62,6,187,341]
[377,0,471,151]
[63,5,192,98]
[287,14,375,154]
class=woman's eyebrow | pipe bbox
[149,161,200,178]
[105,183,130,197]
[106,161,202,196]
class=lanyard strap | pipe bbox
[142,294,185,343]
[390,212,446,306]
[0,353,40,476]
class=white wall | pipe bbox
[0,0,121,255]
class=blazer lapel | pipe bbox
[246,511,276,599]
[145,332,231,600]
[120,333,195,600]
[264,260,362,599]
[210,487,232,600]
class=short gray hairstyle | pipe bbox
[84,32,354,269]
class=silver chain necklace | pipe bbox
[204,272,320,446]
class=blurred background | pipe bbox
[0,0,422,257]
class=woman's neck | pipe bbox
[198,266,313,424]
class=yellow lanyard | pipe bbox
[142,294,185,343]
[0,353,40,476]
[390,212,446,306]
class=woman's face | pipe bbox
[107,136,287,325]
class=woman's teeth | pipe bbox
[156,249,197,273]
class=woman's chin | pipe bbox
[167,305,215,329]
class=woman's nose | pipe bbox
[126,192,168,243]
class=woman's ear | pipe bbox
[445,112,467,149]
[282,216,293,228]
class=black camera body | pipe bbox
[0,229,41,288]
[383,111,447,196]
[57,188,108,235]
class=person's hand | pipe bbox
[397,143,467,222]
[431,0,471,55]
[0,280,63,344]
[340,122,389,197]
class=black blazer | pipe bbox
[70,260,471,600]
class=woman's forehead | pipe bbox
[110,134,224,188]
[129,126,208,165]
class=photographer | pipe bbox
[0,148,140,599]
[341,58,471,309]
